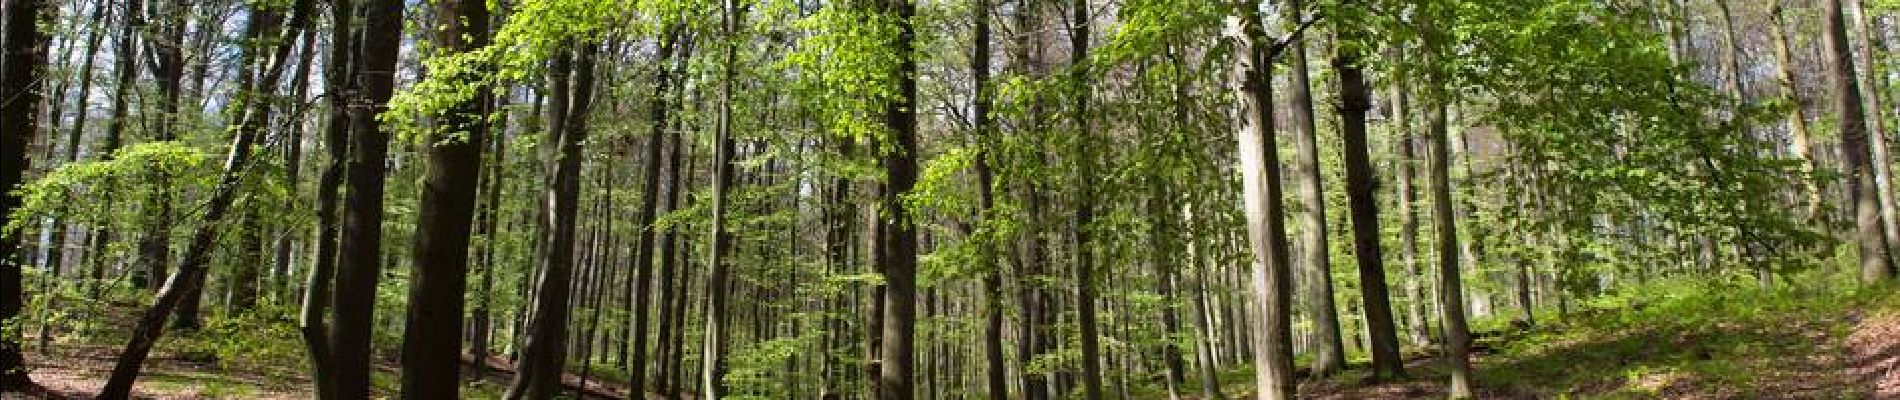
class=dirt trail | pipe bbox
[1850,310,1900,399]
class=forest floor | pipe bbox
[1300,278,1900,399]
[10,278,1900,399]
[9,298,632,399]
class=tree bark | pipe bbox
[1067,0,1105,398]
[1847,0,1900,270]
[300,0,355,396]
[329,0,401,395]
[0,0,50,388]
[1226,1,1297,397]
[400,0,490,395]
[699,2,745,397]
[507,42,598,400]
[970,0,1007,397]
[874,0,922,397]
[1332,23,1405,381]
[1771,3,1824,225]
[623,25,679,398]
[1825,0,1895,282]
[1422,9,1475,390]
[1280,0,1344,376]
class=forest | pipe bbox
[5,0,1900,398]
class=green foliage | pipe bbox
[7,141,213,235]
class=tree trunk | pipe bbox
[507,42,598,400]
[1771,4,1824,225]
[0,0,50,388]
[1847,0,1900,270]
[301,0,355,395]
[1281,0,1344,376]
[875,0,921,397]
[97,0,144,292]
[274,18,319,303]
[1067,0,1105,398]
[1390,49,1431,346]
[136,0,192,297]
[970,0,1007,397]
[1826,0,1896,282]
[623,25,679,398]
[1187,226,1224,400]
[400,0,490,395]
[1226,2,1297,397]
[1332,22,1405,381]
[329,0,400,395]
[699,2,746,397]
[1421,9,1475,391]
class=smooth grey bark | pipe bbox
[1825,0,1895,282]
[701,1,745,397]
[1226,1,1297,397]
[1280,0,1343,376]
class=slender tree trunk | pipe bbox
[1390,50,1430,346]
[97,0,144,292]
[623,25,679,398]
[274,17,318,303]
[507,42,598,400]
[1226,2,1297,397]
[1281,0,1343,376]
[699,2,746,397]
[329,0,400,395]
[1773,3,1823,224]
[301,0,354,396]
[400,0,490,395]
[1421,9,1475,392]
[1826,0,1896,282]
[42,0,111,291]
[470,86,511,376]
[1332,23,1405,381]
[970,0,1007,397]
[1847,0,1900,270]
[1067,0,1105,398]
[1186,224,1224,400]
[137,0,194,297]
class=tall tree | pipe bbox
[700,1,744,397]
[400,0,490,395]
[624,22,680,397]
[1771,2,1822,225]
[969,0,1008,398]
[507,42,599,400]
[1281,0,1345,376]
[329,0,401,396]
[0,0,50,389]
[1422,4,1473,395]
[1067,0,1106,398]
[876,0,922,398]
[300,0,355,396]
[1824,0,1894,281]
[1331,18,1405,380]
[1225,0,1297,397]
